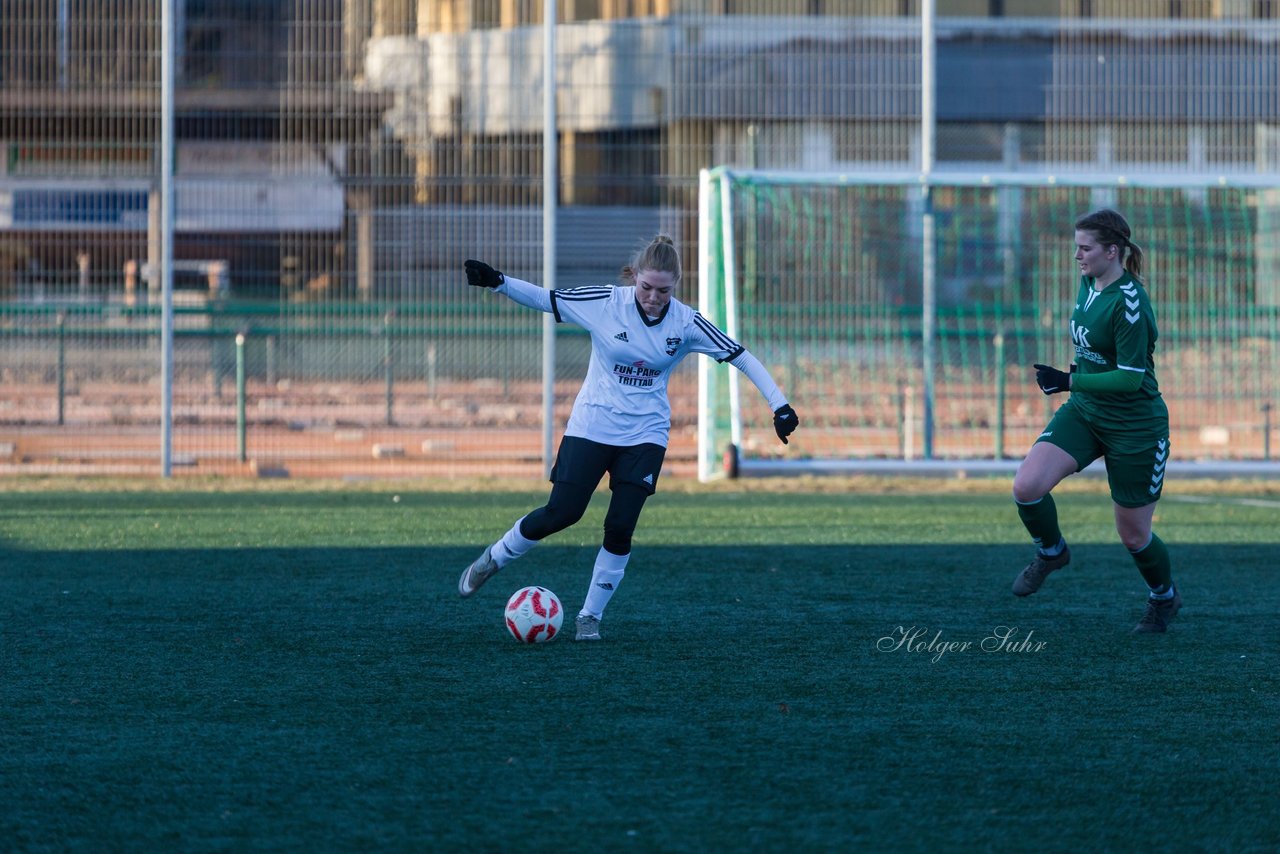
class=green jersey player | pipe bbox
[1011,209,1178,633]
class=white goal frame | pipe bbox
[696,165,1280,482]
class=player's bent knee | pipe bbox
[1116,527,1150,552]
[545,502,588,531]
[522,502,588,539]
[601,529,633,555]
[1011,479,1045,505]
[1120,536,1146,552]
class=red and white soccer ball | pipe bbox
[504,586,563,643]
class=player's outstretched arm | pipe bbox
[462,260,552,312]
[729,350,798,445]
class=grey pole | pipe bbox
[920,0,937,459]
[542,0,559,478]
[160,0,176,476]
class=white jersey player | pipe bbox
[457,235,798,641]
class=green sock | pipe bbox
[1016,493,1063,554]
[1131,532,1173,593]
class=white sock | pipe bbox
[490,516,538,568]
[580,548,629,620]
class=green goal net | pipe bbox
[697,167,1280,480]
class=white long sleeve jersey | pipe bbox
[495,276,787,448]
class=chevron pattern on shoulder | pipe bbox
[1121,282,1140,324]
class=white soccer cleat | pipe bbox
[574,613,602,641]
[458,545,500,598]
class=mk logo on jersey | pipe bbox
[1070,320,1091,349]
[614,331,629,341]
[665,336,681,356]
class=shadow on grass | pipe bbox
[2,538,1273,639]
[3,539,1277,851]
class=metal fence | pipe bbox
[2,2,1278,478]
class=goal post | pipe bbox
[697,166,1280,481]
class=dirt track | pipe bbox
[0,376,1272,480]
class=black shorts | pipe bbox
[550,436,667,496]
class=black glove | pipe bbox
[464,259,504,289]
[1033,363,1072,395]
[773,404,798,445]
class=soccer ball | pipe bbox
[504,586,563,644]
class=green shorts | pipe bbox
[1036,401,1169,508]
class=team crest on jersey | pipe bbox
[665,336,681,355]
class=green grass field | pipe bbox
[2,478,1278,852]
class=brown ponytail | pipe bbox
[620,234,682,285]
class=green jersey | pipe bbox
[1066,271,1168,440]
